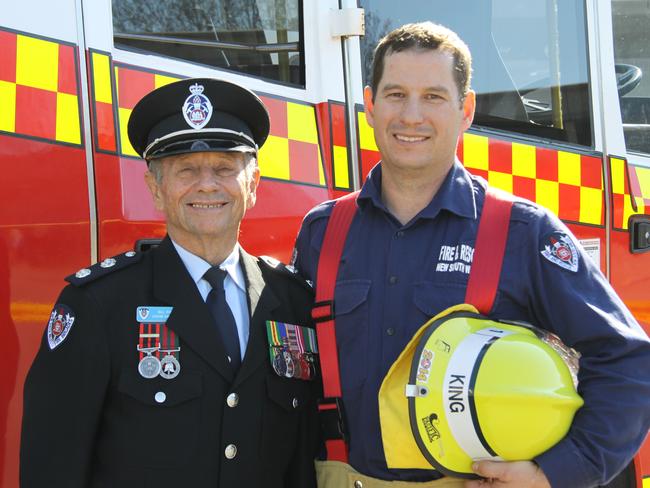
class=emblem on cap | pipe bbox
[182,83,213,130]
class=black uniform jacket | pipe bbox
[20,237,319,488]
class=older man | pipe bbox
[20,78,319,488]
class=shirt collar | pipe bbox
[171,240,246,293]
[357,159,477,221]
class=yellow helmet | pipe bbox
[378,304,583,478]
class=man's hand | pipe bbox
[464,460,551,488]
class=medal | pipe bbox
[272,346,287,377]
[291,350,303,379]
[283,349,295,378]
[137,347,162,378]
[136,313,181,380]
[160,351,181,379]
[266,320,319,380]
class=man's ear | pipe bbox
[461,89,476,132]
[363,85,375,128]
[144,169,164,212]
[246,165,261,210]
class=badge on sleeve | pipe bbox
[266,321,318,380]
[540,231,579,272]
[47,304,75,350]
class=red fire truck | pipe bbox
[1,0,649,486]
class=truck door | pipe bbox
[607,0,650,330]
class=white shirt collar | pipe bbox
[171,240,246,293]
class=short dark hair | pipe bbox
[370,22,472,104]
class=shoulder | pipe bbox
[301,199,336,228]
[477,180,548,227]
[65,250,144,287]
[258,255,313,292]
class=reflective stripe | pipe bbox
[443,328,514,460]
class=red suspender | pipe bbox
[312,186,512,461]
[465,187,514,314]
[312,191,359,462]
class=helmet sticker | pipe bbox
[182,83,213,130]
[540,231,579,273]
[47,303,75,350]
[421,413,442,442]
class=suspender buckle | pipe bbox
[318,397,348,441]
[312,300,335,323]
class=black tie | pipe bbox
[203,267,241,372]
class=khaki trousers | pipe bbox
[315,461,466,488]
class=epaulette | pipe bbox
[65,250,143,287]
[259,255,313,290]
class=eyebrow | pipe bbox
[380,83,451,95]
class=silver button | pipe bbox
[154,391,166,403]
[100,258,116,268]
[224,444,237,459]
[389,276,398,284]
[354,481,363,488]
[75,268,91,278]
[292,397,299,409]
[226,393,239,408]
[386,327,395,336]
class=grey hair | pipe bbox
[147,151,258,184]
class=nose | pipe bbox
[399,95,425,125]
[195,166,221,191]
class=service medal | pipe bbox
[266,320,319,380]
[272,347,287,377]
[299,354,311,380]
[137,315,181,380]
[291,350,303,379]
[160,354,181,380]
[283,350,295,378]
[138,354,162,379]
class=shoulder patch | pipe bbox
[47,304,75,350]
[540,231,579,272]
[65,250,143,286]
[259,255,313,289]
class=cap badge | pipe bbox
[182,83,213,130]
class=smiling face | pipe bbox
[364,48,475,178]
[145,151,259,255]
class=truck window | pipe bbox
[612,0,650,156]
[360,0,592,147]
[112,0,304,87]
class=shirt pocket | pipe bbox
[413,281,468,320]
[115,371,203,467]
[334,279,371,391]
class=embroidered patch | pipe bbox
[47,304,75,350]
[435,243,474,274]
[540,231,579,272]
[182,83,213,129]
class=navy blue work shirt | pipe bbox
[292,161,650,488]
